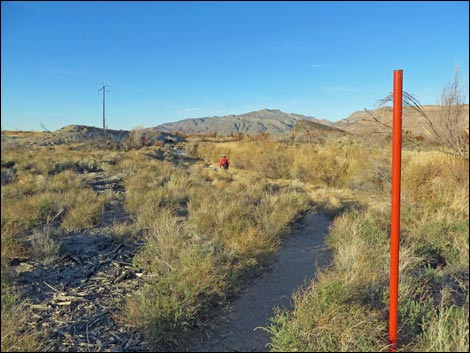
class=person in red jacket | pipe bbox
[219,154,229,170]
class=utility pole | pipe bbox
[98,84,109,130]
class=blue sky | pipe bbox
[2,1,469,131]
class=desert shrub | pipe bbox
[267,274,387,352]
[1,164,111,259]
[126,208,227,348]
[110,221,140,244]
[402,151,469,213]
[414,294,469,352]
[47,170,83,192]
[60,189,108,232]
[268,196,468,352]
[30,226,62,263]
[124,160,190,226]
[188,179,308,260]
[1,191,65,245]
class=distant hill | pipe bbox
[282,119,349,143]
[1,125,184,147]
[332,104,469,137]
[3,105,467,146]
[292,119,347,134]
[153,109,332,136]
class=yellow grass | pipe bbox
[1,134,468,351]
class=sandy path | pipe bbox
[187,212,331,352]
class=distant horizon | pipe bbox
[2,1,468,131]
[3,106,334,132]
[3,86,468,132]
[4,103,468,133]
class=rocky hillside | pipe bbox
[3,105,467,145]
[153,104,469,140]
[2,125,184,147]
[154,109,331,136]
[333,104,469,137]
[280,119,349,143]
[40,125,130,145]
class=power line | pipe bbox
[98,84,110,130]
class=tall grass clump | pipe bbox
[402,150,469,213]
[267,209,390,352]
[120,154,310,349]
[188,178,309,277]
[30,226,62,263]
[60,188,108,232]
[267,148,468,352]
[1,292,40,352]
[414,293,469,352]
[123,159,190,226]
[123,207,227,348]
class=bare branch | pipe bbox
[40,122,61,140]
[362,108,393,130]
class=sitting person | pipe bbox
[219,154,229,170]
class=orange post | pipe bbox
[389,69,403,352]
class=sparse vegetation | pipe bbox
[1,292,41,352]
[1,100,468,352]
[362,67,469,157]
[117,150,309,348]
[424,66,469,157]
[266,143,468,352]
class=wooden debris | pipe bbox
[43,281,61,293]
[10,227,150,351]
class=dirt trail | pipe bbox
[7,157,332,352]
[186,212,331,352]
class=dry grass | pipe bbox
[414,293,469,352]
[267,272,389,352]
[2,133,468,352]
[115,150,310,349]
[265,139,468,352]
[124,208,228,348]
[1,301,41,352]
[190,137,389,189]
[60,189,108,232]
[110,221,140,244]
[1,145,118,349]
[1,283,41,352]
[402,150,469,213]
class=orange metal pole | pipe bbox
[389,69,403,352]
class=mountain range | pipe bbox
[153,109,332,136]
[153,105,469,138]
[4,106,467,146]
